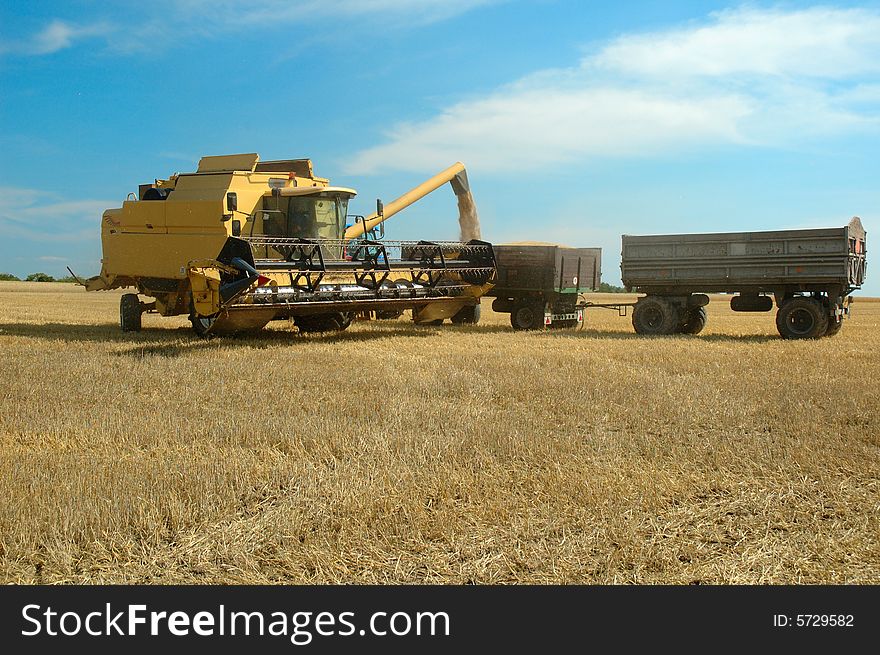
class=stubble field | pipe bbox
[0,281,877,584]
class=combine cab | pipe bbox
[87,153,495,335]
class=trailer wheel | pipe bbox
[824,318,843,337]
[375,310,404,320]
[820,298,843,337]
[632,297,677,335]
[451,304,481,325]
[510,299,544,331]
[776,297,828,339]
[120,293,142,332]
[679,307,707,335]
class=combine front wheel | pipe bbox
[451,304,481,325]
[190,313,217,337]
[296,312,353,333]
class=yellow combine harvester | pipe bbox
[85,153,495,335]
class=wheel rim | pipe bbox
[642,306,664,329]
[787,308,815,335]
[197,316,215,331]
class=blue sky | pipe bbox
[1,1,878,293]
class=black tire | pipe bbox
[451,304,481,325]
[775,297,829,339]
[510,299,544,331]
[820,298,843,337]
[296,312,353,333]
[120,293,142,332]
[188,293,217,337]
[632,296,678,335]
[825,319,844,337]
[375,310,404,320]
[190,312,217,337]
[679,307,707,335]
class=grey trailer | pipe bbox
[487,243,601,330]
[620,217,867,339]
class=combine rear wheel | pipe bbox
[679,307,707,335]
[120,293,142,332]
[632,297,678,335]
[775,297,828,339]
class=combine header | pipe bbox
[86,154,495,335]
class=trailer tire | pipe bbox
[510,299,544,331]
[120,293,142,332]
[679,307,707,335]
[820,298,843,337]
[776,297,828,339]
[451,304,481,324]
[824,319,843,337]
[632,296,678,335]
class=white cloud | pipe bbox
[349,88,754,173]
[5,19,113,56]
[186,0,500,26]
[347,6,880,174]
[0,187,112,241]
[591,7,880,78]
[5,1,499,56]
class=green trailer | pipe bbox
[487,243,602,330]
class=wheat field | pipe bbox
[0,281,877,584]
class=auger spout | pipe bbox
[343,162,470,241]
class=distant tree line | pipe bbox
[0,272,78,283]
[596,282,627,293]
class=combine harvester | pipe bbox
[84,154,495,335]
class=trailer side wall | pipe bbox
[621,218,866,295]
